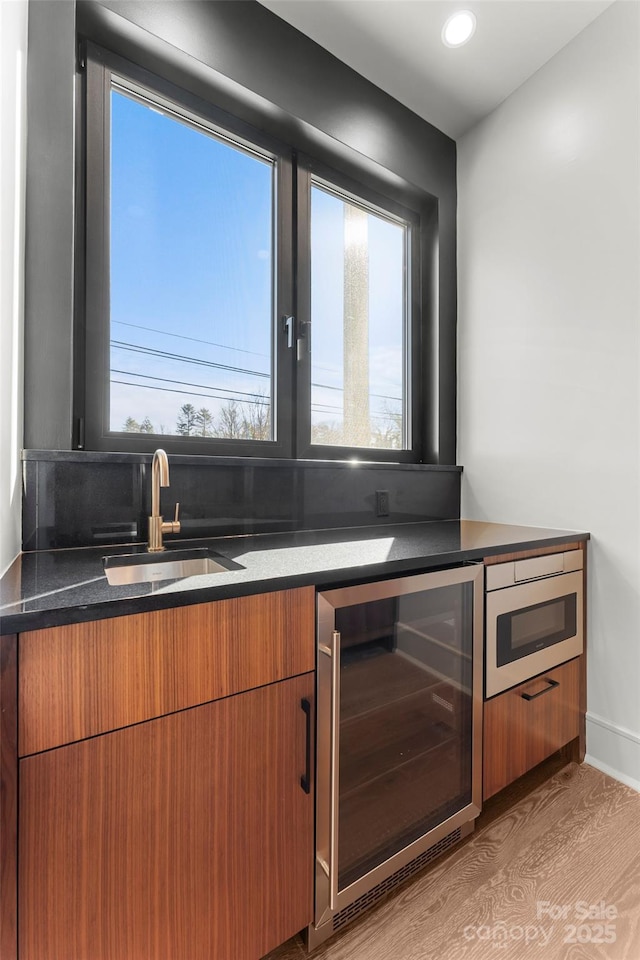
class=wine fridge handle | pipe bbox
[329,629,341,912]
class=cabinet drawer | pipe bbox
[483,657,581,800]
[19,587,315,755]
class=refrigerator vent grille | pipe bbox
[332,826,462,933]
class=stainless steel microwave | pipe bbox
[485,550,584,698]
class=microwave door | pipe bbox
[485,570,583,698]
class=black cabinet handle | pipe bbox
[521,678,560,701]
[300,698,311,794]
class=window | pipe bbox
[309,181,409,450]
[109,87,275,442]
[82,46,425,461]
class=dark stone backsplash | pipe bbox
[22,451,462,551]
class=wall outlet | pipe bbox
[375,490,390,517]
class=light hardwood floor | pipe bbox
[267,760,640,959]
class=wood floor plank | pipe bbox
[266,763,640,960]
[263,935,305,960]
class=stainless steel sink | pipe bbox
[103,547,244,586]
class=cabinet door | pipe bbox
[19,674,314,960]
[483,657,580,800]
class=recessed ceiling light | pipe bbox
[442,10,477,48]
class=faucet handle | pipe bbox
[161,502,181,537]
[169,502,181,535]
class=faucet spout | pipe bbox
[148,449,181,552]
[151,449,169,520]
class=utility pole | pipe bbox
[343,204,369,446]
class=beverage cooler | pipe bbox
[308,564,483,949]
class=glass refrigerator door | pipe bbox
[335,580,474,891]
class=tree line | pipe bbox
[123,398,402,447]
[123,398,270,440]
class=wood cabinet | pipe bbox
[0,635,18,960]
[10,587,316,960]
[19,673,314,960]
[482,542,587,801]
[483,656,581,800]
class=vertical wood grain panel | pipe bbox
[0,635,18,960]
[19,673,314,960]
[483,656,581,800]
[19,587,315,755]
[578,543,588,760]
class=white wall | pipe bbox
[0,0,28,577]
[458,0,640,789]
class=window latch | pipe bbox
[283,315,310,356]
[283,315,295,349]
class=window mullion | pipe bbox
[273,152,296,458]
[294,161,313,459]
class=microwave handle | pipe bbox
[521,677,560,701]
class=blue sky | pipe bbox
[110,90,272,432]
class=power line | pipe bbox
[114,377,396,423]
[111,339,401,402]
[312,382,401,402]
[110,368,269,402]
[112,321,404,390]
[111,340,271,378]
[112,320,269,358]
[111,379,269,407]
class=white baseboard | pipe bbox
[585,711,640,793]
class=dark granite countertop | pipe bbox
[0,520,589,634]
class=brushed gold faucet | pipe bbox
[148,449,181,552]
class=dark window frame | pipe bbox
[296,155,423,463]
[82,43,295,458]
[78,42,435,463]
